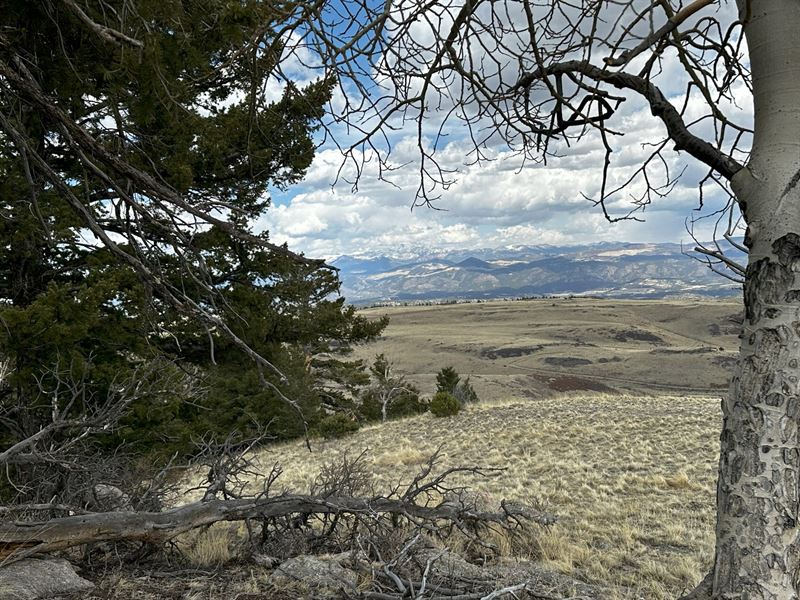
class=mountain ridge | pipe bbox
[331,242,743,304]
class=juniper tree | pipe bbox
[0,0,385,466]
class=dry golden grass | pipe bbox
[254,393,719,599]
[352,297,740,401]
[168,299,733,598]
[177,523,238,567]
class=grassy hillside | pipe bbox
[160,299,736,598]
[264,393,719,599]
[258,299,739,598]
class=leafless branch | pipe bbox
[58,0,144,48]
[0,450,553,564]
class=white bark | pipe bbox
[710,2,800,597]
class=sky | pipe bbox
[256,2,752,261]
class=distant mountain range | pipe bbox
[331,242,744,304]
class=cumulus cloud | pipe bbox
[256,5,752,260]
[259,117,745,260]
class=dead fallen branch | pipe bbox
[1,473,555,563]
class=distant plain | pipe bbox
[263,298,744,598]
[352,297,742,400]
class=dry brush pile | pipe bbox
[0,406,571,600]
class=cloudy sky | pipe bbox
[256,4,752,260]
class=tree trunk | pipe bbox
[708,1,800,596]
[713,228,800,597]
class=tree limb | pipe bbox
[604,0,717,67]
[512,60,744,180]
[0,493,555,563]
[693,246,746,276]
[59,0,144,48]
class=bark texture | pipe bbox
[711,1,800,596]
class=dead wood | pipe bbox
[0,492,555,563]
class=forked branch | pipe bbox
[512,61,744,180]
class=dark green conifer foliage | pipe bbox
[429,391,459,418]
[435,366,461,395]
[0,0,386,459]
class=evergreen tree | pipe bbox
[435,366,478,406]
[0,0,385,459]
[435,367,460,395]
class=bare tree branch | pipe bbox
[512,61,743,180]
[58,0,144,48]
[604,0,717,67]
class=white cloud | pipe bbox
[259,115,744,258]
[256,2,752,260]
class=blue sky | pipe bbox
[256,4,752,260]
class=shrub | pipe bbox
[316,413,359,439]
[454,376,479,405]
[429,392,460,418]
[435,367,479,406]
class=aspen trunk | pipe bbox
[713,233,800,597]
[708,2,800,595]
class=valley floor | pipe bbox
[352,297,741,400]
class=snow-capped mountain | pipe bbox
[331,242,744,304]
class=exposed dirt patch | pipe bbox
[596,356,623,364]
[531,373,616,393]
[612,329,664,344]
[712,355,738,370]
[543,357,593,367]
[708,312,744,336]
[650,347,717,355]
[481,345,543,359]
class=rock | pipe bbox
[252,553,280,568]
[492,559,607,599]
[417,548,487,582]
[0,558,94,600]
[84,483,132,512]
[268,555,357,596]
[322,550,369,567]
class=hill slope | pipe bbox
[263,298,739,598]
[265,394,718,599]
